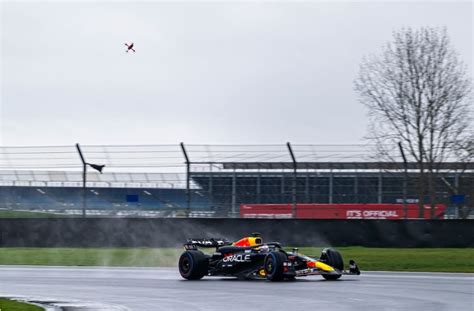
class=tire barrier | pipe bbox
[0,218,472,247]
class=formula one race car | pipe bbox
[178,233,360,281]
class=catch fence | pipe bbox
[0,143,472,218]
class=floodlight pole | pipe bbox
[287,142,297,218]
[76,143,88,218]
[180,142,191,217]
[398,142,408,219]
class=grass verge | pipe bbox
[0,298,44,311]
[0,247,472,272]
[0,210,64,218]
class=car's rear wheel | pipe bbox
[178,250,208,280]
[264,251,287,281]
[320,248,343,280]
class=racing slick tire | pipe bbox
[179,250,209,280]
[320,248,343,280]
[264,251,287,281]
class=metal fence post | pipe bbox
[378,170,383,204]
[76,143,87,218]
[398,142,408,219]
[232,169,236,217]
[257,173,261,204]
[287,142,297,218]
[305,173,309,203]
[180,142,191,216]
[75,143,105,218]
[354,174,358,203]
[329,170,333,204]
[208,163,213,207]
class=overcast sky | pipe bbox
[1,0,472,146]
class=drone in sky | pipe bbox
[124,42,135,53]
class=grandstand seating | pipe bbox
[0,186,211,211]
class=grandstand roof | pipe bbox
[218,162,474,170]
[0,170,192,189]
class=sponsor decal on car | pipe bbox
[223,254,251,263]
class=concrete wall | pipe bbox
[0,218,472,247]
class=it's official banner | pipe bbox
[240,203,446,219]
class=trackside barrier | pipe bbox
[0,218,472,247]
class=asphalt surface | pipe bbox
[0,266,472,311]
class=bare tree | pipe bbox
[354,27,472,218]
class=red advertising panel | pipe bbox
[240,203,446,219]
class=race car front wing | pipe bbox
[296,259,361,277]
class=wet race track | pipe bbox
[0,266,472,310]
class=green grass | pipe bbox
[0,298,44,311]
[0,210,64,218]
[0,248,182,267]
[0,247,472,272]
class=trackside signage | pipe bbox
[240,203,446,219]
[346,210,399,218]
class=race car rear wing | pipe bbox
[184,238,232,250]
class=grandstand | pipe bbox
[0,144,472,218]
[192,170,471,208]
[0,170,212,217]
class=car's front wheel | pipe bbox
[178,250,209,280]
[264,251,287,281]
[320,248,343,280]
